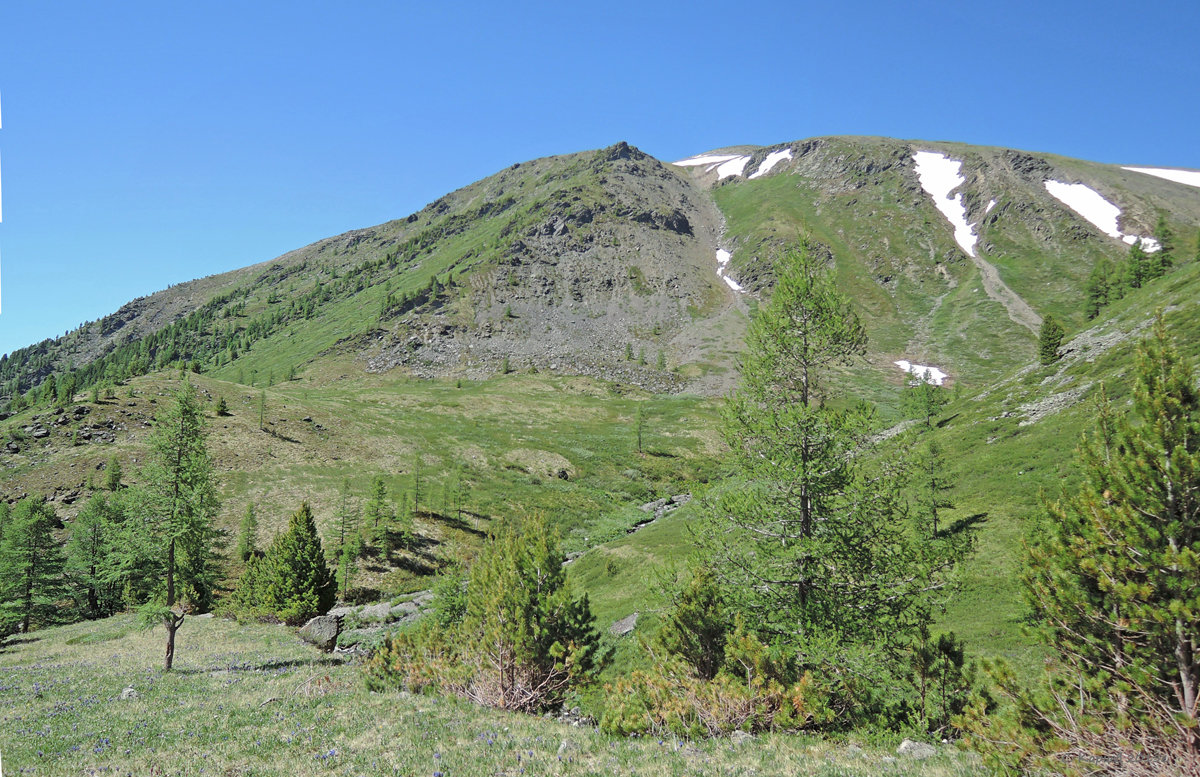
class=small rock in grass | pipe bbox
[897,739,937,759]
[120,687,139,700]
[729,730,754,745]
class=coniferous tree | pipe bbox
[903,370,949,428]
[967,315,1200,770]
[704,241,965,657]
[105,455,123,492]
[258,503,336,624]
[363,475,395,550]
[1084,259,1111,319]
[65,494,124,613]
[0,497,66,633]
[236,504,258,563]
[333,480,361,597]
[655,566,727,681]
[138,380,222,670]
[1152,214,1175,279]
[215,396,229,416]
[1122,238,1148,290]
[919,438,954,536]
[1038,314,1065,365]
[460,512,602,711]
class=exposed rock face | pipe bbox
[298,615,342,652]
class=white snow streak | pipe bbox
[1043,180,1160,252]
[672,154,739,167]
[715,249,744,292]
[913,152,979,257]
[895,360,948,386]
[985,199,997,215]
[748,149,793,179]
[672,152,752,179]
[1122,166,1200,189]
[715,156,751,179]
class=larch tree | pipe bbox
[704,240,967,656]
[139,380,222,670]
[0,496,66,634]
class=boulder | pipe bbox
[119,687,139,700]
[359,602,392,622]
[390,601,420,619]
[897,739,938,760]
[298,615,342,652]
[609,612,638,636]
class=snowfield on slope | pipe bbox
[672,153,751,180]
[1043,180,1160,251]
[895,360,948,386]
[749,149,793,179]
[1122,166,1200,189]
[913,152,979,257]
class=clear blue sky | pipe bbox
[2,0,1197,357]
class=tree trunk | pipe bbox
[164,615,179,671]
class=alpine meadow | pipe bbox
[3,135,1200,777]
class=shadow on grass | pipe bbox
[176,656,346,676]
[937,512,988,540]
[419,509,486,537]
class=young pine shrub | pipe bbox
[366,513,604,713]
[600,616,826,737]
[228,502,336,625]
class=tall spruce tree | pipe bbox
[139,380,222,670]
[1084,259,1111,319]
[0,496,66,633]
[334,480,360,597]
[363,475,394,551]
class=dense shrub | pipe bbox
[601,617,828,737]
[366,513,604,713]
[228,502,335,625]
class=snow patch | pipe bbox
[985,199,997,214]
[672,154,739,167]
[672,152,752,179]
[715,156,751,179]
[1043,180,1160,252]
[749,149,793,179]
[1122,166,1200,189]
[715,249,745,293]
[895,360,948,386]
[913,151,979,257]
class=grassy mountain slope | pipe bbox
[3,134,1200,671]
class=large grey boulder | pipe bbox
[298,615,342,652]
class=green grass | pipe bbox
[0,614,993,776]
